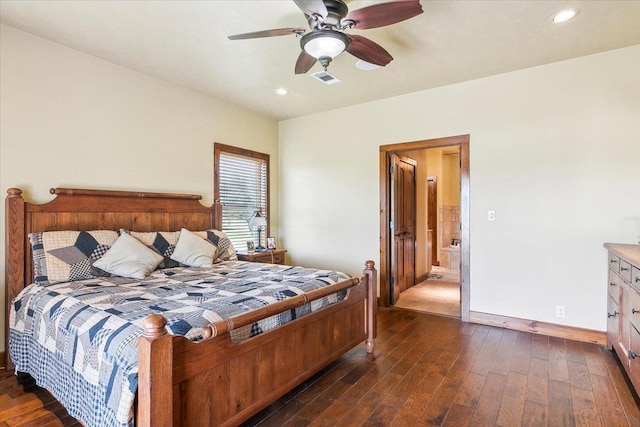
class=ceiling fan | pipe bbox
[228,0,423,74]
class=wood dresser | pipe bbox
[604,243,640,394]
[237,248,287,264]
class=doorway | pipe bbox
[379,135,470,321]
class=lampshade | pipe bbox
[249,211,267,229]
[301,30,350,59]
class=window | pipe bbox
[214,143,269,251]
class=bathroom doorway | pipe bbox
[379,135,470,321]
[394,147,461,317]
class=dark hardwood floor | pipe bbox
[1,308,639,426]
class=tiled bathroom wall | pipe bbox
[440,205,460,247]
[440,206,461,269]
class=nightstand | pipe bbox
[237,249,287,265]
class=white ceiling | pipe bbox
[1,1,639,121]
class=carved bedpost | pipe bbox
[137,314,173,427]
[213,199,223,230]
[5,188,25,370]
[364,260,377,354]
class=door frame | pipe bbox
[379,134,470,321]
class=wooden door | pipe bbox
[427,176,438,266]
[390,154,416,304]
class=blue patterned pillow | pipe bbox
[120,229,180,269]
[193,229,238,263]
[29,230,119,284]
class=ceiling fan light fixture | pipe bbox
[301,30,350,59]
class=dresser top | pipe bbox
[604,243,640,266]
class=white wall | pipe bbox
[0,25,279,352]
[279,45,640,332]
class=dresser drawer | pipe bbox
[608,270,622,302]
[620,259,633,282]
[251,252,282,264]
[271,252,285,264]
[609,253,621,273]
[607,296,620,350]
[629,285,640,332]
[237,249,287,265]
[633,266,640,291]
[629,324,640,392]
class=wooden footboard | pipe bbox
[137,261,376,427]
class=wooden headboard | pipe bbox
[5,187,220,367]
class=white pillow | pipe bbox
[93,232,164,279]
[170,228,218,268]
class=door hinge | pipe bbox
[389,276,394,287]
[389,221,393,229]
[389,165,394,174]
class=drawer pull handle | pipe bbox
[610,259,618,263]
[608,311,619,318]
[633,308,640,315]
[631,351,638,360]
[610,282,616,287]
[636,277,640,283]
[621,267,629,271]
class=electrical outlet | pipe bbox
[488,210,496,221]
[556,305,566,318]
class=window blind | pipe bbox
[218,151,268,251]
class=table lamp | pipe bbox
[248,211,267,251]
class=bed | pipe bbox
[4,187,377,427]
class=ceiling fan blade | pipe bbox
[293,0,328,18]
[346,34,393,67]
[228,28,305,40]
[344,1,423,30]
[295,51,317,74]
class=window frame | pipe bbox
[214,142,270,250]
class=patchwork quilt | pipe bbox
[9,261,349,427]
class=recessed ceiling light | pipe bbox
[355,60,380,71]
[275,88,288,95]
[552,9,579,23]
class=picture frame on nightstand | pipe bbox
[266,237,276,250]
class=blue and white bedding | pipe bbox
[9,261,349,427]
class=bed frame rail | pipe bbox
[138,261,376,427]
